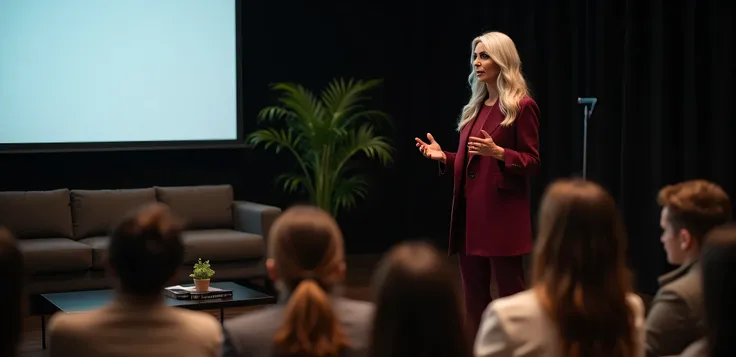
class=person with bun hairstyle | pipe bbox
[47,203,222,357]
[222,205,374,357]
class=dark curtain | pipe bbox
[392,0,734,294]
[599,0,734,292]
[592,0,733,293]
[2,0,732,295]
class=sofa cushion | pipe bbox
[17,238,92,274]
[181,229,264,264]
[78,236,110,270]
[0,189,73,239]
[155,185,233,229]
[71,188,157,239]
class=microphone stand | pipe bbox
[577,98,597,179]
[583,105,589,179]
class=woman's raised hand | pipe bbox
[415,133,446,162]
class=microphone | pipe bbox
[577,97,597,114]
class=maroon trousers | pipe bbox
[458,253,525,337]
[453,175,527,337]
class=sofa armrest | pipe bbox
[233,201,282,240]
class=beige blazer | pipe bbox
[48,297,222,357]
[474,289,646,357]
[680,337,707,357]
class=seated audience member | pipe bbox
[368,241,471,357]
[475,179,646,357]
[646,180,732,357]
[47,203,222,357]
[680,223,736,357]
[222,205,374,357]
[0,227,24,357]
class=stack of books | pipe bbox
[164,285,233,300]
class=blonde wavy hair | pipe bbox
[457,31,529,131]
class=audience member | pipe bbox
[475,178,646,357]
[222,205,374,357]
[680,223,736,357]
[47,203,222,357]
[646,180,732,357]
[368,241,471,357]
[0,227,24,357]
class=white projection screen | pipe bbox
[0,0,242,152]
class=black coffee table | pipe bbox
[39,281,275,349]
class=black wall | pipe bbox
[1,0,733,295]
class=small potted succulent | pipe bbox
[189,258,215,292]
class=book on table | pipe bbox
[164,285,233,300]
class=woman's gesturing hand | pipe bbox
[415,133,446,162]
[468,130,505,160]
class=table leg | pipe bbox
[220,308,224,325]
[41,315,46,349]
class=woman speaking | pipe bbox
[415,31,540,336]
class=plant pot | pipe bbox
[194,279,210,292]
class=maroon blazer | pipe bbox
[440,97,540,257]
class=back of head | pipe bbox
[700,223,736,356]
[533,179,635,357]
[108,203,184,297]
[269,205,347,357]
[369,241,470,357]
[657,179,732,246]
[0,227,24,357]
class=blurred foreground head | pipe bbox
[533,178,637,357]
[266,205,348,357]
[370,241,470,357]
[108,203,184,297]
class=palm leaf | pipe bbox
[249,78,394,216]
[332,123,394,174]
[321,78,384,127]
[257,106,299,123]
[332,175,369,213]
[246,128,301,154]
[247,128,316,196]
[319,78,368,116]
[271,83,327,130]
[276,173,313,196]
[338,109,392,130]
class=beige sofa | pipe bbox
[0,185,281,294]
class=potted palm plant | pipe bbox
[189,258,215,292]
[247,78,394,217]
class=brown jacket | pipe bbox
[645,260,705,357]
